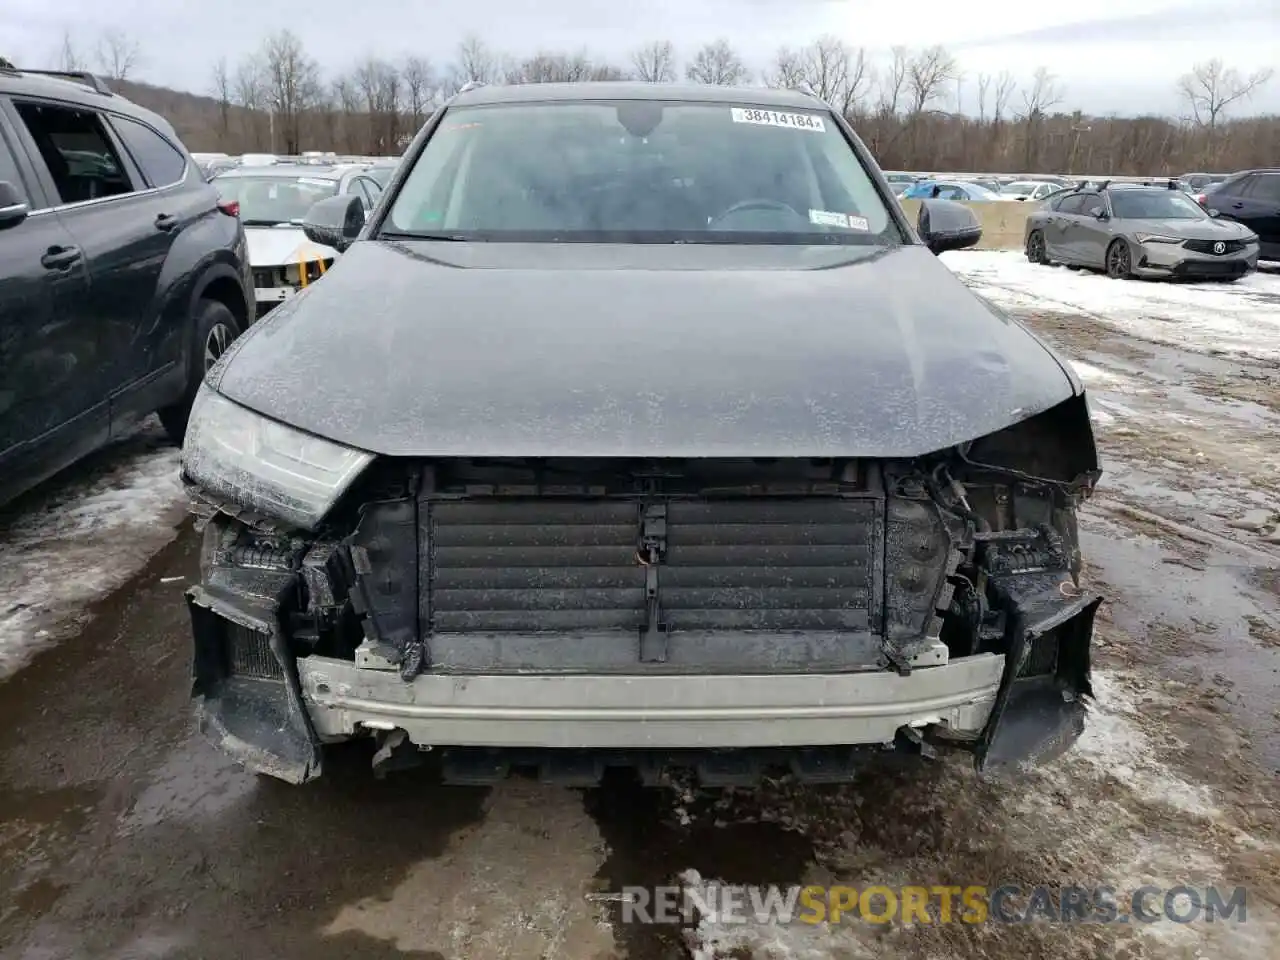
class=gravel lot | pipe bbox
[2,255,1278,960]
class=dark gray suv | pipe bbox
[179,82,1103,787]
[0,67,253,505]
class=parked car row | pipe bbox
[0,65,255,505]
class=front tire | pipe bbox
[1106,240,1133,280]
[158,298,242,443]
[1026,230,1049,265]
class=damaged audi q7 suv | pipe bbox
[180,83,1103,785]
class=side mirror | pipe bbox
[303,194,365,253]
[1207,209,1220,218]
[0,181,29,230]
[1090,207,1108,220]
[917,198,982,255]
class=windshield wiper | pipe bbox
[379,230,471,242]
[241,218,284,227]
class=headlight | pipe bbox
[1134,233,1181,244]
[181,385,373,530]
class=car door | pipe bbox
[100,112,211,421]
[1044,194,1084,260]
[1073,193,1113,267]
[0,101,101,480]
[8,100,187,414]
[1229,174,1280,255]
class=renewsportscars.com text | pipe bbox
[612,883,1248,926]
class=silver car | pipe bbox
[1024,184,1259,280]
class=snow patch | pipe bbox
[1072,671,1219,819]
[943,250,1280,360]
[0,425,187,681]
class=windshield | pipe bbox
[383,102,899,245]
[368,166,395,187]
[1001,183,1037,197]
[211,174,340,225]
[1110,191,1207,219]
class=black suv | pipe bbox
[1200,169,1280,261]
[0,67,253,505]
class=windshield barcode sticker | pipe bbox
[809,210,872,231]
[731,108,826,132]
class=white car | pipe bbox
[1000,180,1063,203]
[211,165,384,316]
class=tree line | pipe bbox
[36,30,1280,174]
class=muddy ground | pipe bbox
[1,278,1278,959]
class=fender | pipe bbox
[179,259,253,372]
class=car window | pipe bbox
[0,123,27,204]
[386,101,899,245]
[1220,176,1251,198]
[355,176,382,205]
[1079,193,1105,215]
[211,174,340,225]
[1056,195,1085,214]
[1002,183,1035,197]
[110,115,188,188]
[1245,174,1280,202]
[13,102,137,205]
[1109,190,1207,219]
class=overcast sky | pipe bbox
[6,0,1278,116]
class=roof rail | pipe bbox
[0,66,113,95]
[1096,179,1111,191]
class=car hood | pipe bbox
[244,226,337,268]
[213,241,1079,459]
[1124,217,1253,241]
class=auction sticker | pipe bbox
[731,108,826,132]
[809,209,850,227]
[809,210,872,230]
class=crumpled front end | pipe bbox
[184,395,1103,785]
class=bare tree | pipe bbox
[631,40,676,83]
[57,29,84,71]
[993,71,1016,124]
[449,34,501,91]
[331,75,364,152]
[976,73,991,125]
[233,54,266,149]
[685,39,748,85]
[211,57,232,140]
[1178,58,1274,150]
[402,55,434,128]
[354,56,402,153]
[906,45,959,116]
[506,50,622,84]
[764,47,806,89]
[1020,66,1063,118]
[94,28,141,80]
[875,47,909,116]
[1018,67,1064,168]
[262,30,321,154]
